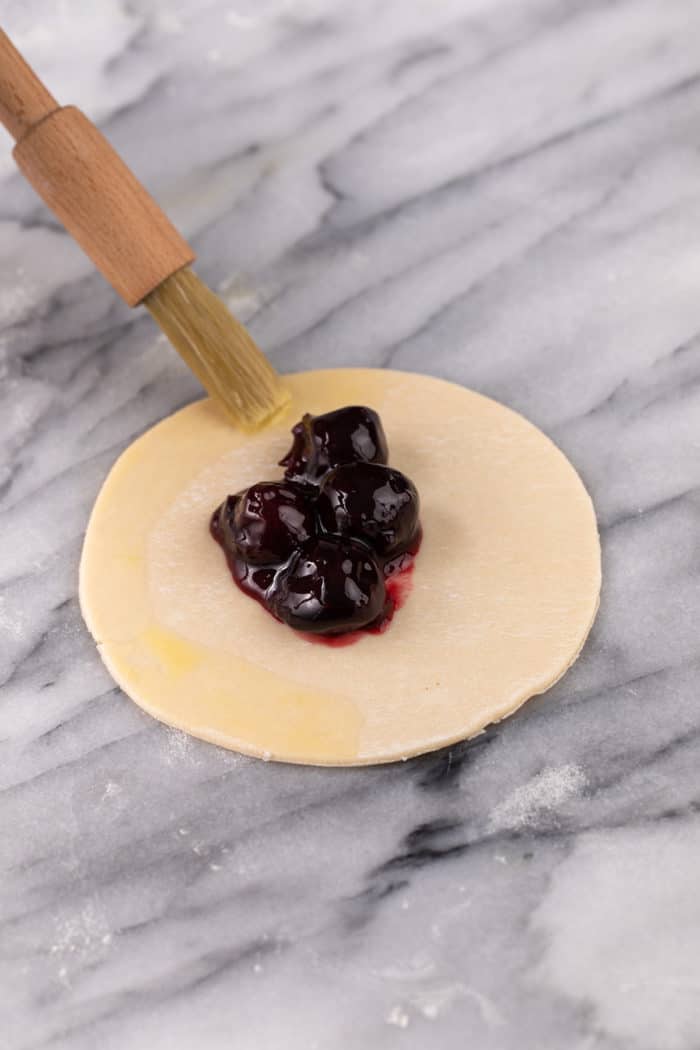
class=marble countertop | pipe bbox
[3,1,700,1047]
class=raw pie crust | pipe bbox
[79,369,601,766]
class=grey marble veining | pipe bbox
[2,1,700,1047]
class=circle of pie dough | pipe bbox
[79,369,600,766]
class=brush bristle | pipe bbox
[145,267,290,428]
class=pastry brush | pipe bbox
[0,28,289,428]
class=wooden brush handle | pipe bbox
[0,29,194,305]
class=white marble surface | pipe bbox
[2,0,700,1046]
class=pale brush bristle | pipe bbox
[145,267,290,429]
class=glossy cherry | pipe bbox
[316,462,420,558]
[270,538,386,634]
[211,405,421,639]
[280,406,388,484]
[229,556,283,606]
[212,481,316,564]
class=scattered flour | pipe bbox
[385,984,504,1028]
[164,727,200,767]
[413,982,503,1025]
[0,595,29,641]
[430,899,473,941]
[0,283,35,325]
[386,1004,410,1028]
[490,764,587,832]
[50,899,113,981]
[100,781,122,803]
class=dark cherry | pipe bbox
[213,481,315,564]
[231,557,282,604]
[316,462,420,558]
[212,405,421,639]
[280,406,389,484]
[270,538,386,635]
